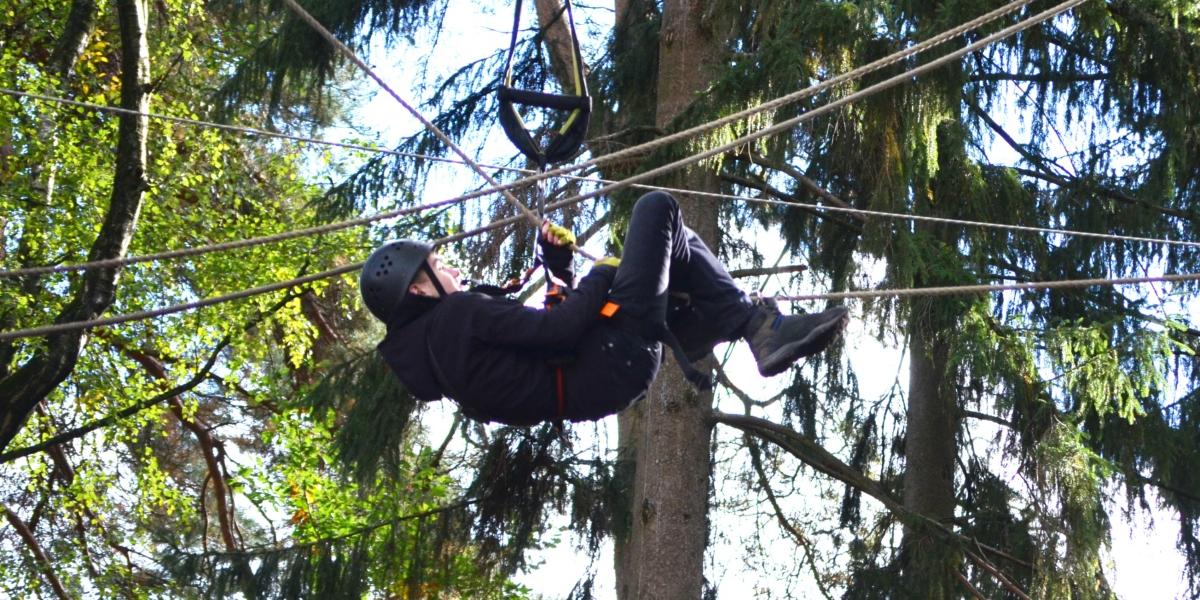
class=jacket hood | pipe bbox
[377,297,445,401]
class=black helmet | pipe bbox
[360,240,434,322]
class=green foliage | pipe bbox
[4,0,1200,597]
[1031,421,1117,600]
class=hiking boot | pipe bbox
[744,301,849,377]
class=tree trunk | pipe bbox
[38,0,100,206]
[532,0,585,96]
[0,0,100,379]
[614,1,725,598]
[901,313,959,595]
[900,244,962,596]
[0,0,150,454]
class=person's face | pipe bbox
[409,252,463,297]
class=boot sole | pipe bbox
[756,307,849,377]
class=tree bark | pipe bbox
[49,0,99,80]
[614,2,726,598]
[532,0,586,96]
[0,0,101,379]
[0,0,150,454]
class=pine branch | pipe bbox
[180,496,486,559]
[964,548,1032,600]
[743,433,835,600]
[720,171,860,231]
[953,569,989,600]
[712,411,904,514]
[2,503,73,600]
[714,365,783,409]
[1011,166,1200,224]
[711,411,1033,571]
[967,95,1200,224]
[962,409,1014,429]
[965,96,1072,179]
[1043,28,1114,69]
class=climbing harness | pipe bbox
[598,300,715,391]
[497,0,591,171]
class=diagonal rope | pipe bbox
[0,0,1045,279]
[279,0,599,262]
[467,0,1040,198]
[0,0,1099,339]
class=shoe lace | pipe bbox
[748,292,781,315]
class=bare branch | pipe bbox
[965,549,1032,600]
[712,411,1031,571]
[962,409,1014,429]
[738,150,867,222]
[953,569,990,600]
[2,503,73,600]
[729,264,809,279]
[743,434,835,600]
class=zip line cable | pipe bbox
[518,0,1094,221]
[0,0,1148,341]
[0,0,1052,279]
[5,81,1196,281]
[777,273,1200,303]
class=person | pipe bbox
[360,191,849,426]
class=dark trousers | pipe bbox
[606,192,757,356]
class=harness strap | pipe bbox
[544,282,570,429]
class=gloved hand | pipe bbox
[538,220,576,283]
[540,221,576,247]
[595,256,621,269]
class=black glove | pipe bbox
[538,222,576,284]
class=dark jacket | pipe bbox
[377,265,661,425]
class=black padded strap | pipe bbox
[498,0,591,168]
[498,86,590,110]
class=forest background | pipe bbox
[1,0,1199,599]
